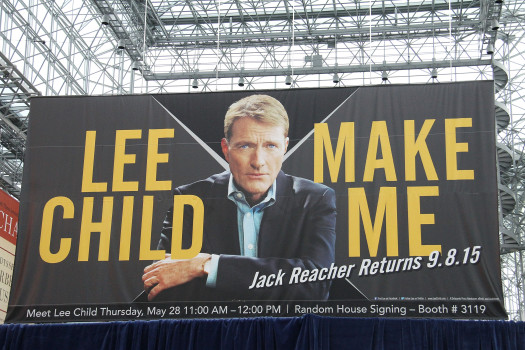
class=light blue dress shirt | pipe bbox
[205,176,276,287]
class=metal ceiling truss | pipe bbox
[86,0,503,83]
[492,2,525,320]
[0,51,35,196]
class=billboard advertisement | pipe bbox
[6,82,506,322]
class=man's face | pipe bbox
[221,117,289,205]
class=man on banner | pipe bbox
[141,94,336,301]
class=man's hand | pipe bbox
[142,253,211,301]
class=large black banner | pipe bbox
[6,82,506,322]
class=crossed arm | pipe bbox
[141,184,336,301]
[142,253,211,301]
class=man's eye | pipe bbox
[239,145,249,149]
[267,144,277,149]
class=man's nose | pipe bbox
[250,148,265,168]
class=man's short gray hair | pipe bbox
[224,94,289,141]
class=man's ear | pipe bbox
[221,138,230,162]
[284,137,289,153]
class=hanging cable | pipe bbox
[291,1,295,81]
[369,0,372,85]
[449,0,453,81]
[143,0,148,63]
[216,0,221,90]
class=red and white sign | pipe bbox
[0,188,18,323]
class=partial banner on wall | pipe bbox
[6,82,506,322]
[0,188,18,323]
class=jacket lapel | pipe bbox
[202,172,241,255]
[258,171,292,256]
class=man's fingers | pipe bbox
[142,268,157,282]
[141,256,206,299]
[148,286,157,301]
[143,262,158,274]
[143,259,169,274]
[143,255,178,274]
[143,275,159,290]
[147,284,162,301]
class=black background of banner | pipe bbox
[7,82,506,322]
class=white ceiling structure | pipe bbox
[1,0,525,320]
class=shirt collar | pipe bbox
[227,174,276,209]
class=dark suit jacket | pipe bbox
[154,170,336,301]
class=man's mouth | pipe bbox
[246,173,267,178]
